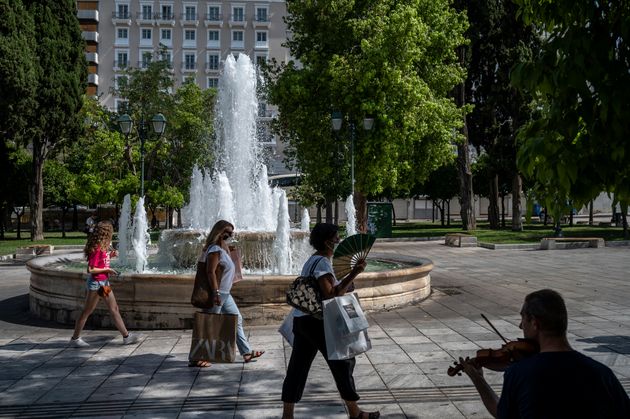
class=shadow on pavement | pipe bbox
[577,335,630,354]
[0,294,72,330]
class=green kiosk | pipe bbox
[366,202,393,238]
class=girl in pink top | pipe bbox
[70,221,139,347]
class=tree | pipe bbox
[422,163,460,226]
[43,159,75,237]
[513,0,630,238]
[0,0,37,141]
[4,147,31,239]
[264,0,467,231]
[23,0,87,240]
[463,0,539,231]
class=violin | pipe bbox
[447,338,539,376]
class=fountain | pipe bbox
[346,195,357,236]
[27,53,433,329]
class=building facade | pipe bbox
[76,0,292,174]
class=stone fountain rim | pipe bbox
[26,251,433,282]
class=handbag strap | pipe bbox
[308,255,326,277]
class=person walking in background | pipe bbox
[281,223,379,419]
[70,221,139,347]
[189,219,264,367]
[458,289,630,418]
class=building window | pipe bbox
[185,29,196,41]
[160,50,172,68]
[207,54,219,70]
[255,54,267,67]
[161,4,173,20]
[116,3,129,19]
[116,50,129,69]
[114,74,128,90]
[256,7,268,22]
[232,6,244,22]
[232,31,243,42]
[207,5,220,20]
[185,5,196,20]
[161,28,172,43]
[141,28,152,39]
[184,53,196,70]
[141,4,152,20]
[115,99,129,113]
[141,50,153,68]
[116,27,129,45]
[207,77,219,88]
[208,30,219,41]
[256,31,267,48]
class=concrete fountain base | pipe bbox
[27,251,432,329]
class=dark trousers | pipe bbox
[281,315,360,403]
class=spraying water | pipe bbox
[301,209,310,232]
[132,197,150,273]
[345,194,357,236]
[117,194,132,265]
[273,189,292,274]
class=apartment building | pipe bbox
[77,0,292,173]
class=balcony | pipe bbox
[77,9,99,22]
[255,38,268,50]
[207,38,220,49]
[180,13,199,26]
[87,73,99,85]
[229,14,247,28]
[156,12,176,26]
[181,62,198,72]
[136,12,155,25]
[254,15,271,28]
[81,31,99,42]
[205,62,220,73]
[111,12,132,25]
[231,39,244,49]
[204,13,223,27]
[114,61,129,71]
[85,52,99,64]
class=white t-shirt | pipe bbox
[293,255,338,318]
[198,244,235,294]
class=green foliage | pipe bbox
[0,0,37,140]
[513,0,630,215]
[263,0,467,202]
[115,59,216,207]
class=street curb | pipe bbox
[478,242,538,250]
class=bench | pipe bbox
[15,245,54,261]
[539,237,604,250]
[445,233,477,248]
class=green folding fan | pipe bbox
[333,233,376,279]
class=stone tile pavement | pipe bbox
[0,241,629,418]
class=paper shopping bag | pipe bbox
[189,312,237,363]
[229,247,243,283]
[323,298,372,360]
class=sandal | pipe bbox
[350,411,380,419]
[188,360,211,368]
[243,350,265,363]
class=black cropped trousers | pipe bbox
[281,314,360,403]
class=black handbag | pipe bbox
[286,256,326,318]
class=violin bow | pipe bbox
[481,313,509,344]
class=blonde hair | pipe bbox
[203,220,234,252]
[84,221,114,259]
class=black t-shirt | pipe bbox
[497,351,630,419]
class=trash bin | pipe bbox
[367,202,393,238]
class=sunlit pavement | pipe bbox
[1,241,629,418]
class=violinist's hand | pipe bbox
[458,356,484,380]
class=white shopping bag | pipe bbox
[278,310,296,347]
[323,296,372,360]
[332,293,369,335]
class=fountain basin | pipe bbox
[27,251,432,328]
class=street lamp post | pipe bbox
[331,112,374,195]
[118,113,167,197]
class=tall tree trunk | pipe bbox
[316,204,322,224]
[325,200,333,224]
[501,194,505,228]
[488,175,500,229]
[354,191,368,233]
[31,150,45,241]
[455,47,476,231]
[588,200,594,226]
[72,204,78,231]
[447,200,451,226]
[620,201,628,240]
[511,173,523,231]
[61,207,67,238]
[334,200,339,225]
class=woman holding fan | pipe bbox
[281,223,379,419]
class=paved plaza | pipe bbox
[0,241,629,418]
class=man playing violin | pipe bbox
[458,289,630,418]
